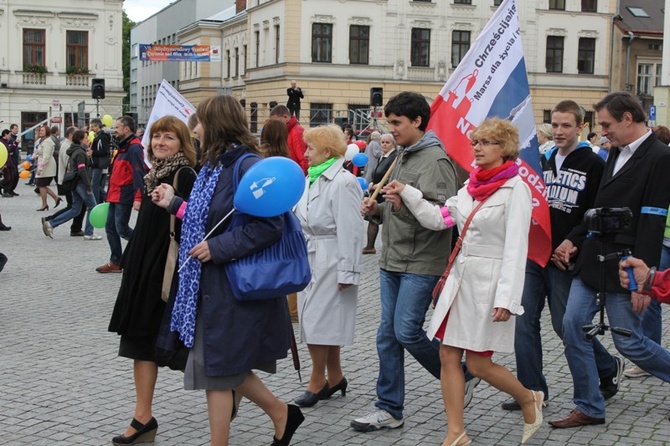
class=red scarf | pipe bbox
[467,160,519,202]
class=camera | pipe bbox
[583,207,632,236]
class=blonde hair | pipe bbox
[537,123,553,140]
[471,118,520,161]
[303,124,347,158]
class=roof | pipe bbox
[616,0,665,37]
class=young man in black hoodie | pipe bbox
[502,100,607,411]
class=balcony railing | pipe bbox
[66,74,91,87]
[22,72,47,85]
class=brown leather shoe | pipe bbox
[549,409,604,428]
[96,262,122,273]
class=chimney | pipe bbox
[236,0,247,13]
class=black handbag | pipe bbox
[60,170,78,192]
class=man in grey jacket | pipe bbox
[352,91,479,432]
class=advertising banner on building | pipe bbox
[140,44,221,62]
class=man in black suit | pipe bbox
[286,80,304,120]
[550,92,670,428]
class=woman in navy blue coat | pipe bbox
[153,95,304,446]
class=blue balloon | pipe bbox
[352,153,369,168]
[234,157,306,217]
[357,177,369,191]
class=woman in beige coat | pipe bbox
[383,118,543,446]
[34,124,61,211]
[293,124,364,408]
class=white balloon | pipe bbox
[345,144,359,161]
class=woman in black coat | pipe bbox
[108,116,197,445]
[153,95,304,446]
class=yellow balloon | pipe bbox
[88,131,96,143]
[102,114,114,128]
[0,144,7,169]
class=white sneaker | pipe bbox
[83,234,103,241]
[350,409,404,432]
[464,377,481,408]
[624,365,651,379]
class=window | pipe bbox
[255,30,260,67]
[454,0,472,3]
[577,38,595,74]
[349,25,370,65]
[543,110,552,123]
[451,30,470,68]
[549,0,565,10]
[66,31,88,70]
[637,62,662,95]
[494,0,503,5]
[312,23,333,63]
[23,29,45,69]
[310,103,332,127]
[243,45,247,75]
[274,25,280,64]
[582,0,596,12]
[234,47,239,77]
[627,7,649,18]
[546,36,564,73]
[411,28,431,67]
[226,50,231,78]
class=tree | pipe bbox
[122,10,135,113]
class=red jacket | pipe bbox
[644,268,670,304]
[107,135,146,205]
[286,116,308,175]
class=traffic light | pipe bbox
[92,78,105,99]
[370,87,383,107]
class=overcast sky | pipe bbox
[123,0,173,23]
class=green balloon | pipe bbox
[89,202,109,228]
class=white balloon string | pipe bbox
[177,207,236,273]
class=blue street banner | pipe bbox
[427,0,552,266]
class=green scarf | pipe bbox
[307,157,337,186]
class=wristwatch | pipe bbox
[643,266,657,293]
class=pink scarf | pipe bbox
[467,160,518,202]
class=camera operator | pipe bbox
[550,92,670,428]
[619,256,669,304]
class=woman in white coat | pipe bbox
[293,124,364,408]
[34,124,61,211]
[382,118,543,446]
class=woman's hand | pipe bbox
[152,183,175,208]
[361,197,380,217]
[492,307,511,322]
[189,241,212,263]
[382,180,405,211]
[133,201,141,211]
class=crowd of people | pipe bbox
[2,89,670,446]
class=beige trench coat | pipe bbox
[295,158,364,346]
[400,176,531,353]
[35,137,57,179]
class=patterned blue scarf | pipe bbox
[171,161,223,347]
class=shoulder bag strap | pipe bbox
[432,197,489,304]
[169,166,190,240]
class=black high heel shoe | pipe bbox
[54,198,62,208]
[112,417,158,445]
[294,382,329,407]
[323,377,348,399]
[36,205,49,211]
[271,404,304,446]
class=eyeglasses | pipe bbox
[470,139,501,147]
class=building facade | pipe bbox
[165,0,620,133]
[0,0,125,147]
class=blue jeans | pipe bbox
[639,245,669,343]
[563,277,670,418]
[105,202,133,265]
[374,269,472,420]
[50,183,97,235]
[90,168,107,204]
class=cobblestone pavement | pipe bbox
[1,185,669,445]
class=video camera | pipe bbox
[583,207,632,236]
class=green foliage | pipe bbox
[66,66,90,75]
[24,64,47,74]
[122,10,136,112]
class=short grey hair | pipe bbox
[371,131,381,141]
